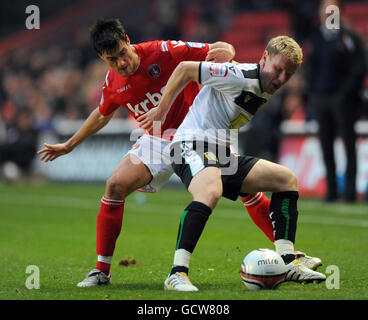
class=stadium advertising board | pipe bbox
[278,136,368,198]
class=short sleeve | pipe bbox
[199,62,246,97]
[98,70,120,116]
[163,40,209,62]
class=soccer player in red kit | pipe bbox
[38,19,317,287]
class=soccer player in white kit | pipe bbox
[138,36,326,291]
[37,18,238,287]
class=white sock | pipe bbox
[274,239,295,256]
[173,249,191,268]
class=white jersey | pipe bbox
[172,62,271,146]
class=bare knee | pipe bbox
[288,172,298,191]
[207,187,223,207]
[105,175,133,200]
[278,168,298,191]
[188,167,222,209]
[192,186,222,210]
[104,155,152,200]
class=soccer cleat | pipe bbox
[285,259,326,284]
[164,272,199,291]
[294,250,323,271]
[77,269,110,287]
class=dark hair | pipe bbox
[89,18,127,54]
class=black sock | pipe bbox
[269,191,299,243]
[170,201,212,275]
[175,201,212,252]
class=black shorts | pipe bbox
[170,141,259,201]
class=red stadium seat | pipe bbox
[344,2,368,20]
[233,11,290,30]
[220,10,292,63]
[344,3,368,41]
[221,29,262,47]
[236,45,267,63]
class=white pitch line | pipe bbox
[1,193,368,228]
[0,193,98,210]
[299,201,368,215]
[298,215,368,228]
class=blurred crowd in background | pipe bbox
[0,0,367,196]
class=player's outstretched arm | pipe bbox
[37,107,113,162]
[137,61,200,131]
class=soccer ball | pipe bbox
[241,248,286,290]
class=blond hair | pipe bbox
[266,36,303,66]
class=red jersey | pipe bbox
[98,40,210,138]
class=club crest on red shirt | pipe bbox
[148,64,161,78]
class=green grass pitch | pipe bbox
[1,182,367,300]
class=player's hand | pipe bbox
[37,142,71,162]
[136,107,165,132]
[206,48,234,63]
